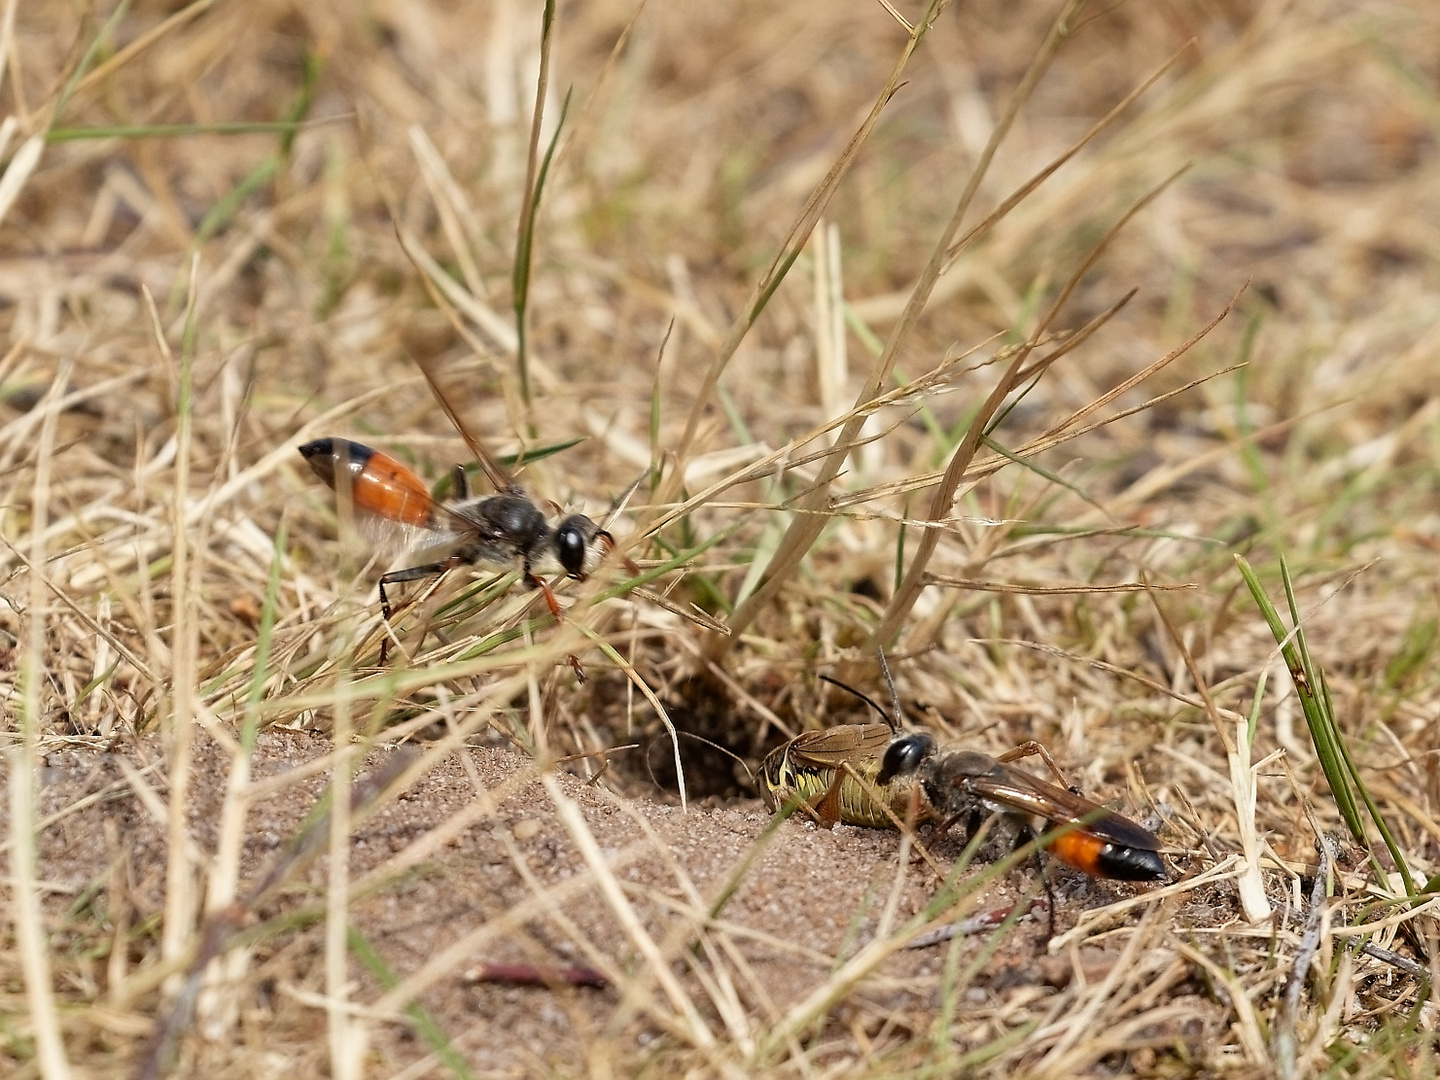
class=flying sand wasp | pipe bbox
[299,359,621,663]
[759,657,1167,882]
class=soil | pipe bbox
[21,730,1206,1076]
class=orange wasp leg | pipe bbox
[997,740,1076,790]
[523,572,587,683]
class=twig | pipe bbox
[1275,836,1333,1080]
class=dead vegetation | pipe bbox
[2,0,1439,1076]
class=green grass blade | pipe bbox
[348,926,476,1080]
[193,47,323,246]
[1237,554,1415,895]
[1277,558,1416,895]
[49,121,307,142]
[51,0,135,123]
[512,0,569,414]
[430,437,587,498]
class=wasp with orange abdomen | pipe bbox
[876,735,1167,881]
[299,437,613,621]
[760,659,1166,883]
[298,359,619,664]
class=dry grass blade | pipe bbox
[68,0,220,102]
[672,0,954,473]
[721,0,1094,653]
[0,134,43,225]
[130,750,415,1080]
[875,164,1202,647]
[925,575,1196,596]
[1274,836,1333,1080]
[639,347,986,539]
[1032,901,1168,1074]
[1147,573,1272,921]
[940,39,1195,273]
[143,273,205,987]
[10,358,74,1079]
[542,777,720,1054]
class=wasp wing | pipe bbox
[968,765,1161,851]
[341,496,484,568]
[411,353,518,494]
[302,437,463,558]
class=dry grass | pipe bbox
[2,0,1439,1076]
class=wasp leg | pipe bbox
[378,557,460,662]
[565,654,586,683]
[934,807,987,848]
[1012,823,1058,939]
[999,740,1077,791]
[524,572,565,619]
[523,572,586,683]
[451,463,469,500]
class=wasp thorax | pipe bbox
[485,493,548,536]
[927,750,1001,787]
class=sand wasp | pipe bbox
[877,736,1167,881]
[760,659,1166,882]
[299,437,612,625]
[299,356,619,663]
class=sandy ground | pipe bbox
[20,729,1222,1076]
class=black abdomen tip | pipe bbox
[1097,845,1169,881]
[298,438,378,487]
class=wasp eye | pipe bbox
[555,518,590,576]
[877,733,935,784]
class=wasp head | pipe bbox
[553,514,613,578]
[876,732,937,785]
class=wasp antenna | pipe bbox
[644,731,757,790]
[603,468,650,529]
[410,350,517,493]
[818,674,896,730]
[877,647,906,732]
[595,468,649,578]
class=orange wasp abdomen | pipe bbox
[1046,822,1164,881]
[1047,830,1108,877]
[299,438,434,528]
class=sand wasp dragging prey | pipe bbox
[759,667,1166,882]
